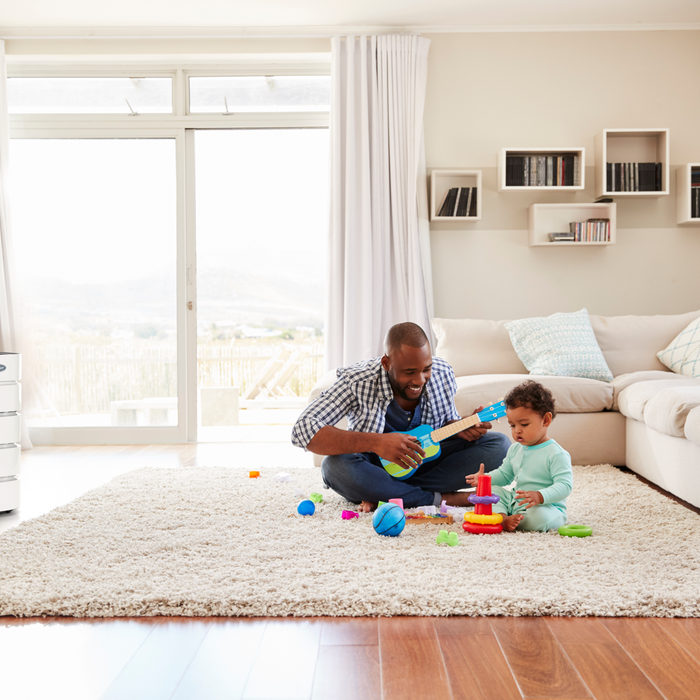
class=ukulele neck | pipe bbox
[430,414,481,443]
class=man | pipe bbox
[291,322,510,511]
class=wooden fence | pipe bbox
[29,341,324,416]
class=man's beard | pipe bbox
[388,372,424,402]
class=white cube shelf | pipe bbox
[594,128,669,198]
[528,202,616,247]
[676,164,700,225]
[430,170,482,221]
[498,148,585,192]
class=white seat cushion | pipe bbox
[611,370,681,410]
[618,378,700,423]
[685,407,700,446]
[644,386,700,438]
[454,374,613,416]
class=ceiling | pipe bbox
[1,0,699,34]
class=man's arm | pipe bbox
[307,426,427,468]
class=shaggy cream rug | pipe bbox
[1,464,699,618]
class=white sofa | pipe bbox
[305,309,700,507]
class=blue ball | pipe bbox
[297,499,315,516]
[372,503,406,537]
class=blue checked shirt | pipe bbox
[291,356,461,450]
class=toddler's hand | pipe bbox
[465,463,485,488]
[515,490,543,509]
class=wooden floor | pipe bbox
[2,445,700,700]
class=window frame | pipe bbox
[8,57,330,445]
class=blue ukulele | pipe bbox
[380,400,507,480]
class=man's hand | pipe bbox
[374,432,426,468]
[516,490,543,509]
[451,405,492,442]
[465,462,485,488]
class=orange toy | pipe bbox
[249,471,260,478]
[463,473,503,534]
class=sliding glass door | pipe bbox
[10,138,180,436]
[193,128,328,440]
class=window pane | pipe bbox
[194,129,328,438]
[10,139,177,427]
[7,77,172,114]
[189,76,330,113]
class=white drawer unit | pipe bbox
[0,353,20,513]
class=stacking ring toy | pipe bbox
[468,493,500,505]
[464,512,503,525]
[558,524,592,538]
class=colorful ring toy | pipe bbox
[468,493,500,505]
[558,524,592,538]
[464,512,503,525]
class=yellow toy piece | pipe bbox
[464,512,504,525]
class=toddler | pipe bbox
[466,380,573,532]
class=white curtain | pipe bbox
[326,34,433,370]
[0,41,31,449]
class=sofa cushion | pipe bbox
[644,386,700,438]
[504,309,613,382]
[685,407,700,446]
[657,316,700,378]
[610,370,679,410]
[589,309,700,377]
[617,378,700,423]
[454,374,613,416]
[432,318,527,376]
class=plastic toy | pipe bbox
[274,473,292,482]
[249,471,260,478]
[436,530,459,546]
[558,524,592,538]
[378,501,387,507]
[463,473,503,534]
[342,510,359,520]
[405,512,454,525]
[372,503,406,537]
[309,492,323,503]
[297,500,315,516]
[389,498,404,509]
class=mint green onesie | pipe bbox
[489,439,573,532]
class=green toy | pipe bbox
[309,492,323,504]
[436,529,459,546]
[558,524,592,538]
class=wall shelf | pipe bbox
[498,147,585,192]
[528,202,617,247]
[594,128,669,198]
[676,164,700,225]
[430,169,482,222]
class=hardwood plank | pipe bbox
[490,617,591,698]
[561,642,663,700]
[546,617,616,645]
[603,618,700,700]
[242,619,322,699]
[320,617,379,646]
[311,645,381,700]
[434,616,494,636]
[440,633,524,700]
[655,618,700,664]
[379,618,451,697]
[171,619,267,700]
[101,619,211,700]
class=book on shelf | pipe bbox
[437,187,478,217]
[505,154,579,187]
[606,162,662,192]
[548,232,575,242]
[692,169,700,219]
[568,218,611,242]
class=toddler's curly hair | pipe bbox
[505,380,556,419]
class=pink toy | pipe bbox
[342,510,359,520]
[389,498,404,510]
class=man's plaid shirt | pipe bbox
[291,356,461,450]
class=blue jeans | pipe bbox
[321,431,511,509]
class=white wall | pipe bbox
[424,30,700,321]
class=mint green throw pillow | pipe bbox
[504,309,613,383]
